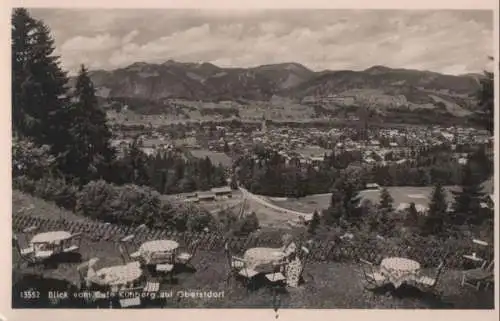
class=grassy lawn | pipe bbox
[270,186,460,214]
[12,238,494,309]
[11,190,494,309]
[12,191,93,223]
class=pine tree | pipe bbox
[64,64,115,183]
[323,175,361,227]
[308,210,320,235]
[378,188,394,213]
[323,187,345,226]
[452,158,485,226]
[423,182,448,236]
[12,9,72,160]
[406,202,419,227]
[125,138,150,186]
[476,57,494,134]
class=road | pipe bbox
[238,187,313,221]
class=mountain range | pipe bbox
[80,60,484,117]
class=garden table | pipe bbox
[31,231,72,244]
[243,247,287,273]
[31,231,73,254]
[93,263,143,287]
[139,240,179,264]
[380,257,421,288]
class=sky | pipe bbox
[28,9,494,75]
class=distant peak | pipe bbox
[365,65,392,73]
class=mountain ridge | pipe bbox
[76,60,483,118]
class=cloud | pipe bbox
[61,34,121,52]
[30,9,494,75]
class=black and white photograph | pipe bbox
[8,5,497,312]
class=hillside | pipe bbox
[73,61,483,120]
[81,61,315,101]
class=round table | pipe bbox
[139,240,179,264]
[139,240,179,253]
[31,231,72,244]
[94,263,143,286]
[380,257,421,288]
[243,247,286,272]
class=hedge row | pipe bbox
[12,215,489,269]
[13,176,215,232]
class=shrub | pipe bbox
[76,180,163,226]
[75,180,216,232]
[13,175,78,210]
[75,180,116,221]
[237,212,260,236]
[12,137,57,180]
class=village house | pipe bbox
[196,191,216,202]
[210,186,233,199]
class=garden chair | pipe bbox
[461,260,494,290]
[154,252,175,282]
[142,280,161,303]
[359,258,388,290]
[118,243,129,264]
[22,225,39,235]
[265,260,287,289]
[297,245,314,283]
[13,234,35,258]
[143,280,160,293]
[176,239,201,270]
[129,250,142,260]
[414,259,446,292]
[224,247,258,289]
[63,232,83,253]
[237,260,260,290]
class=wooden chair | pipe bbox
[129,250,142,260]
[359,258,388,290]
[461,260,494,290]
[63,232,82,253]
[117,243,129,264]
[143,280,160,293]
[142,280,161,303]
[176,239,201,269]
[414,259,446,292]
[224,246,258,289]
[154,252,175,282]
[237,261,260,290]
[12,235,35,260]
[297,245,313,283]
[265,260,287,289]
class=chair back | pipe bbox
[435,259,446,281]
[189,239,201,256]
[118,244,128,264]
[71,232,83,244]
[12,235,33,263]
[224,242,233,267]
[359,258,378,279]
[484,260,494,273]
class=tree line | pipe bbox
[234,143,492,197]
[307,154,493,242]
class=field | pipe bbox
[188,149,233,167]
[269,186,460,214]
[11,191,494,309]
